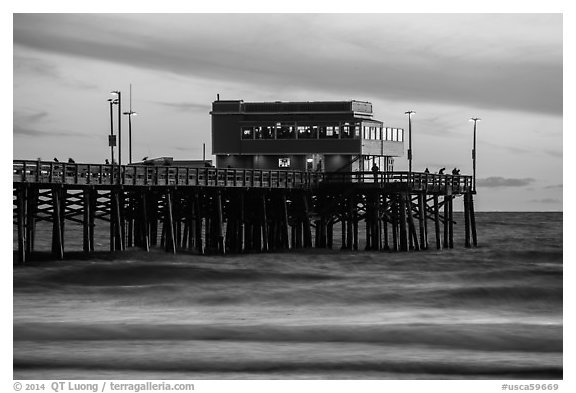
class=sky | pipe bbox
[12,13,563,211]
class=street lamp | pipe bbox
[470,117,481,192]
[405,111,415,176]
[107,98,117,165]
[123,110,137,164]
[110,91,122,167]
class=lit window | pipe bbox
[241,126,253,139]
[398,129,404,142]
[262,125,274,139]
[278,158,291,168]
[342,123,354,139]
[297,125,316,139]
[393,128,398,141]
[277,124,295,139]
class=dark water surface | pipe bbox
[13,212,563,379]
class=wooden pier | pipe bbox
[13,160,478,263]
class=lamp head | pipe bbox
[405,110,416,116]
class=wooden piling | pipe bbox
[51,187,64,259]
[464,192,471,248]
[17,186,27,264]
[448,196,454,249]
[418,193,427,250]
[165,190,176,254]
[443,195,449,249]
[280,193,290,249]
[406,194,420,251]
[433,194,442,250]
[83,189,91,252]
[469,193,478,247]
[398,193,408,252]
[215,190,225,254]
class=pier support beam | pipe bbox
[17,186,28,264]
[469,193,478,247]
[164,190,176,254]
[464,192,471,248]
[51,187,64,260]
[433,195,442,250]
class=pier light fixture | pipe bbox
[109,90,122,180]
[107,99,116,167]
[470,117,481,192]
[123,110,137,164]
[404,111,415,177]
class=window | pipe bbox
[298,125,317,139]
[341,123,354,139]
[262,125,275,139]
[392,128,398,141]
[319,125,340,139]
[276,123,295,139]
[278,158,290,168]
[254,126,264,139]
[398,128,404,142]
[241,126,254,139]
[386,128,392,141]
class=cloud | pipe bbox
[13,14,562,115]
[155,101,211,112]
[477,177,535,188]
[544,184,563,189]
[14,54,98,90]
[13,124,85,138]
[530,198,561,204]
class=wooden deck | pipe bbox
[13,160,473,193]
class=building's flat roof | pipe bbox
[212,100,373,115]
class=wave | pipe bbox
[13,358,562,379]
[14,322,562,353]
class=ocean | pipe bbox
[13,212,563,380]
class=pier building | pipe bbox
[211,100,404,172]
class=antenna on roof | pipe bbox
[217,93,220,101]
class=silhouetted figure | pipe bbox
[438,167,445,174]
[452,167,458,175]
[371,163,379,183]
[53,158,59,162]
[424,167,430,174]
[68,158,75,164]
[105,159,110,165]
[456,169,460,175]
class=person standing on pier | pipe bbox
[371,163,379,183]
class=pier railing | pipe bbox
[320,171,473,193]
[13,160,472,192]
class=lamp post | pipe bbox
[123,110,137,164]
[405,111,415,177]
[470,117,481,192]
[107,98,116,165]
[111,91,122,167]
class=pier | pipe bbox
[13,160,477,264]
